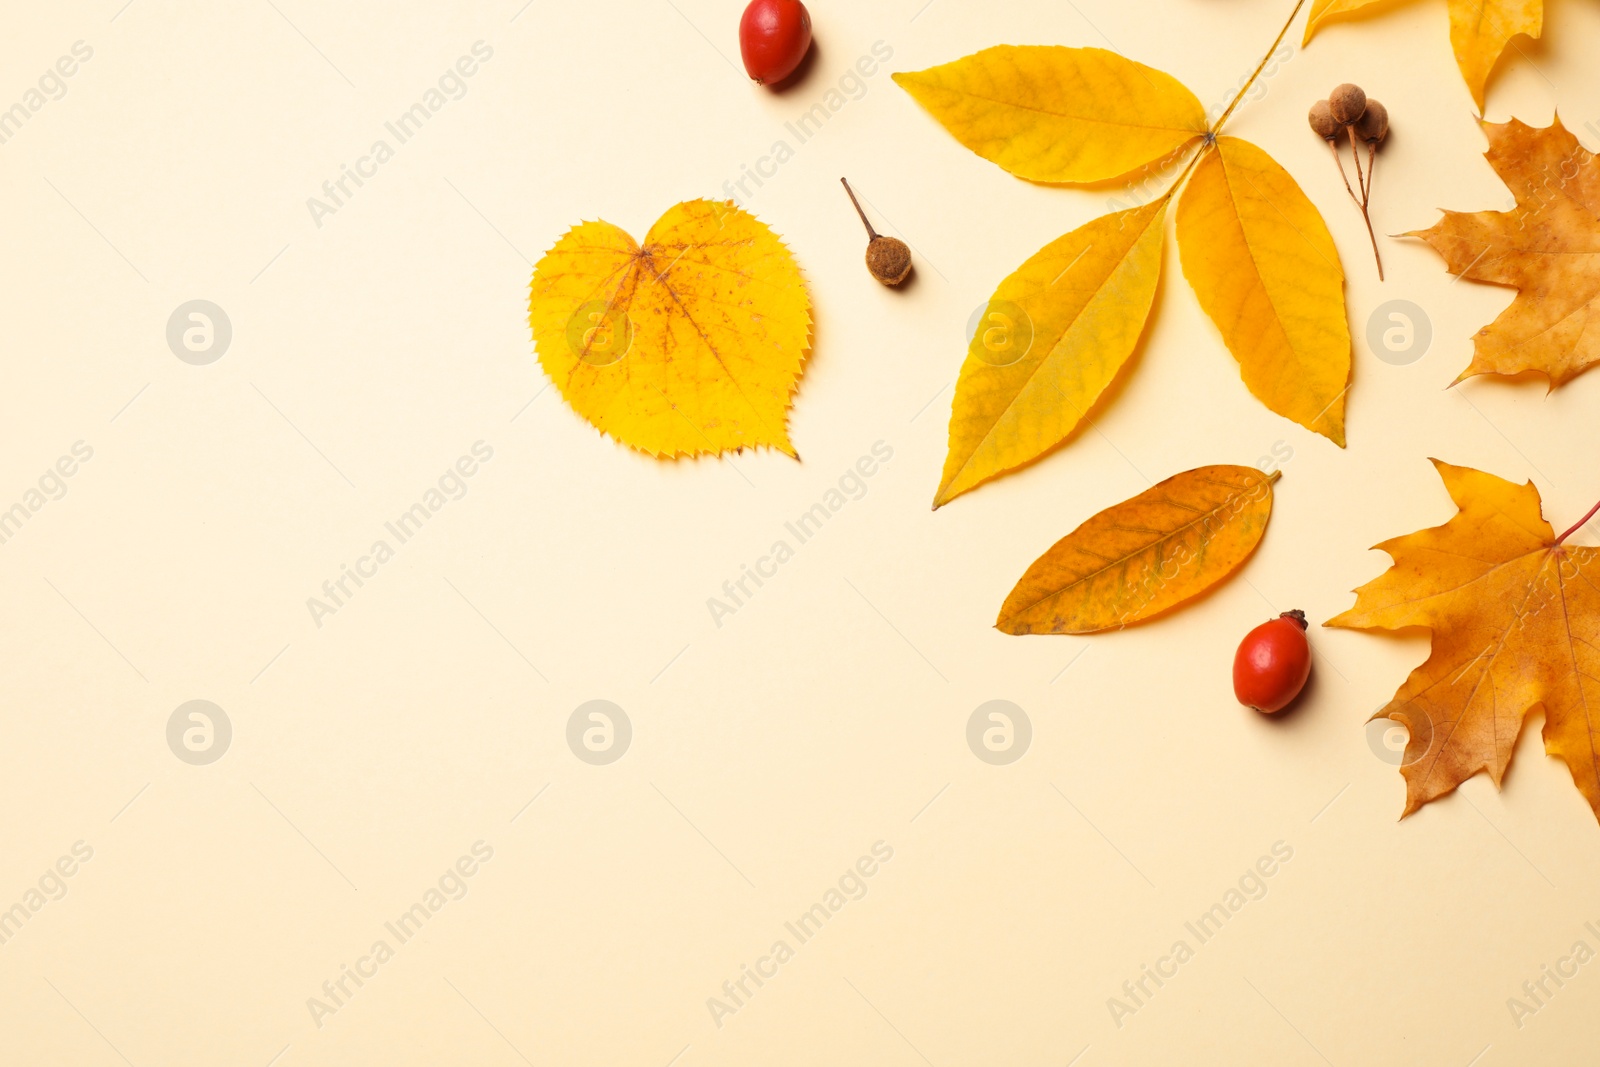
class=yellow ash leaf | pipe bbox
[997,465,1277,635]
[935,199,1169,508]
[1327,460,1600,821]
[1409,117,1600,387]
[1305,0,1541,109]
[528,200,811,458]
[1176,137,1350,447]
[892,46,1206,184]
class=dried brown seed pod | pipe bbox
[841,177,912,286]
[1308,99,1340,142]
[866,236,913,286]
[1354,99,1389,144]
[1329,83,1367,125]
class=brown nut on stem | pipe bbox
[1308,99,1340,142]
[866,236,913,286]
[1354,99,1389,144]
[841,177,912,286]
[1329,82,1367,125]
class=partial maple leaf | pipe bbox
[998,464,1277,634]
[893,46,1207,184]
[1328,460,1600,821]
[1177,136,1351,446]
[528,200,811,458]
[1305,0,1541,110]
[1411,117,1600,388]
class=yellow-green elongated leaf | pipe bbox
[1177,137,1351,446]
[998,465,1277,635]
[892,46,1206,184]
[935,199,1170,508]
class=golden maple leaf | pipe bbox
[1411,117,1600,388]
[1305,0,1541,110]
[528,200,811,458]
[1328,460,1600,821]
[998,465,1277,634]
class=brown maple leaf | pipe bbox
[1328,460,1600,821]
[1411,117,1600,388]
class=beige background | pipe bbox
[4,0,1600,1063]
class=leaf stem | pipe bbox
[1210,0,1308,136]
[1136,139,1212,219]
[1555,496,1600,546]
[1171,140,1210,192]
[840,178,880,240]
[1142,0,1304,247]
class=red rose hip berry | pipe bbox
[1233,610,1311,714]
[740,0,812,86]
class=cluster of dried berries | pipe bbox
[1309,83,1389,280]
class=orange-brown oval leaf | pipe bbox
[997,465,1277,635]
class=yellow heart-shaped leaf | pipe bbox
[528,200,811,458]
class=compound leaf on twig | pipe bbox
[897,17,1354,505]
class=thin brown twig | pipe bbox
[1328,141,1359,205]
[1353,136,1383,279]
[1358,198,1384,279]
[1347,131,1366,199]
[840,178,880,241]
[1333,128,1383,280]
